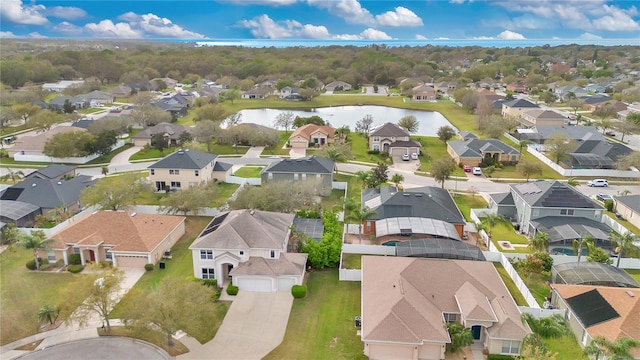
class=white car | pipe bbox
[472,167,482,175]
[587,179,608,187]
[410,152,419,160]
[401,153,410,161]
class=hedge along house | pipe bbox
[49,211,185,268]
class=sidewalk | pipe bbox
[241,146,265,159]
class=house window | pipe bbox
[443,313,457,323]
[169,169,180,175]
[391,136,395,141]
[373,136,379,142]
[560,209,574,216]
[316,174,321,179]
[171,181,181,189]
[73,247,80,254]
[302,173,307,180]
[268,173,273,180]
[293,173,299,181]
[105,248,113,261]
[150,169,155,175]
[373,145,379,151]
[501,340,520,354]
[239,251,244,256]
[47,251,56,262]
[270,250,275,258]
[200,250,213,260]
[201,268,215,279]
[195,170,199,177]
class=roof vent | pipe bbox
[131,212,137,217]
[626,291,635,298]
[403,193,410,196]
[414,193,423,197]
[32,183,36,187]
[57,181,62,185]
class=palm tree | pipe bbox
[347,206,377,244]
[609,232,639,268]
[342,197,358,226]
[325,148,345,163]
[529,231,550,253]
[619,189,631,196]
[390,173,404,190]
[585,336,640,360]
[445,322,473,353]
[519,139,531,154]
[20,231,53,270]
[481,213,507,239]
[334,125,350,143]
[38,304,60,325]
[572,234,594,263]
[0,168,25,184]
[566,177,579,187]
[355,170,371,189]
[521,313,571,339]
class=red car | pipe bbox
[463,165,472,172]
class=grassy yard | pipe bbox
[264,270,367,360]
[520,272,551,306]
[130,147,177,161]
[350,133,385,164]
[321,189,346,212]
[0,249,91,345]
[100,326,189,356]
[333,173,362,204]
[490,223,529,245]
[603,212,640,236]
[110,217,229,344]
[76,108,106,115]
[233,166,263,178]
[545,336,588,359]
[413,136,465,176]
[210,142,249,155]
[265,131,292,156]
[452,194,488,221]
[493,263,528,306]
[626,269,640,284]
[341,253,362,269]
[84,143,134,165]
[136,183,238,207]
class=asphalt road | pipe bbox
[16,338,170,360]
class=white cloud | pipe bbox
[307,0,375,25]
[577,32,603,40]
[415,34,427,40]
[496,30,526,40]
[332,28,392,40]
[0,31,17,38]
[0,0,47,25]
[136,13,205,38]
[45,6,86,20]
[53,21,84,36]
[85,20,143,38]
[375,6,423,27]
[435,37,449,40]
[27,32,47,38]
[472,36,494,40]
[238,14,328,39]
[449,0,466,3]
[0,31,46,38]
[592,5,640,31]
[218,0,298,5]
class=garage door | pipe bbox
[116,255,147,268]
[277,278,295,292]
[236,278,273,292]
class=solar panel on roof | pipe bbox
[200,212,229,236]
[565,289,619,327]
[0,188,24,201]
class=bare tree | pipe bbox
[274,111,294,133]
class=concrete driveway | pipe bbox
[178,291,293,360]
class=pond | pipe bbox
[234,105,457,137]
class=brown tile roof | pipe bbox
[51,211,185,253]
[11,126,87,153]
[289,124,335,141]
[552,284,640,349]
[361,257,530,345]
[229,253,307,276]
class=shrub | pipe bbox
[604,200,614,212]
[144,263,155,271]
[226,285,239,295]
[67,264,84,273]
[532,252,553,272]
[367,149,380,155]
[202,279,217,288]
[212,289,222,302]
[487,355,515,360]
[69,254,81,265]
[98,261,113,268]
[291,285,307,298]
[380,151,389,159]
[26,258,48,270]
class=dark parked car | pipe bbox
[596,193,612,202]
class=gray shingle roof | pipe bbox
[0,175,95,210]
[388,140,421,148]
[189,209,295,250]
[362,186,465,224]
[503,98,539,108]
[370,122,411,137]
[510,181,601,209]
[261,156,334,174]
[26,164,75,180]
[490,192,515,206]
[523,125,604,142]
[614,195,640,213]
[132,122,191,140]
[448,139,520,159]
[149,150,217,170]
[459,131,478,140]
[229,253,307,276]
[213,162,233,171]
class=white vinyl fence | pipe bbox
[339,244,396,281]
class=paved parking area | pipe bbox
[16,338,170,360]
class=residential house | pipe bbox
[151,94,190,117]
[591,99,628,113]
[126,82,154,92]
[361,186,466,240]
[434,81,457,94]
[49,95,85,110]
[0,174,95,217]
[550,284,640,358]
[501,98,539,119]
[151,77,178,89]
[458,130,479,141]
[258,79,277,88]
[260,156,335,196]
[567,140,633,169]
[361,257,531,359]
[108,85,133,98]
[447,138,521,166]
[131,122,191,147]
[26,164,75,180]
[9,126,89,158]
[288,124,335,148]
[80,90,114,106]
[279,86,300,99]
[614,195,640,229]
[42,80,84,92]
[368,122,421,156]
[324,81,352,91]
[516,125,603,147]
[476,88,505,103]
[505,82,527,93]
[148,149,218,192]
[489,181,611,250]
[580,95,612,111]
[554,85,588,101]
[212,162,233,182]
[189,209,308,292]
[241,87,271,99]
[519,109,567,128]
[49,211,185,267]
[411,84,436,101]
[585,83,610,93]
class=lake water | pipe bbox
[235,105,457,137]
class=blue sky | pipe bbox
[1,0,639,43]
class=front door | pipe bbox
[471,325,482,340]
[89,250,96,262]
[227,264,234,278]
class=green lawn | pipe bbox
[333,173,362,204]
[265,131,292,156]
[264,270,367,360]
[84,143,134,166]
[519,272,551,306]
[603,212,640,236]
[350,133,385,164]
[233,166,263,178]
[100,326,189,356]
[452,194,488,221]
[490,223,529,245]
[413,136,465,176]
[130,147,177,161]
[76,108,106,115]
[212,183,240,207]
[341,253,362,269]
[109,217,229,344]
[493,263,528,306]
[0,249,91,345]
[545,336,588,359]
[321,189,346,212]
[626,269,640,284]
[210,142,249,155]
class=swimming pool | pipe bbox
[552,247,587,256]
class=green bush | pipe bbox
[226,285,239,296]
[98,261,113,268]
[366,149,380,155]
[202,279,217,288]
[67,264,84,273]
[487,355,515,360]
[212,289,222,302]
[605,200,614,212]
[533,252,554,272]
[144,263,154,271]
[69,254,81,265]
[26,258,48,270]
[291,285,307,298]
